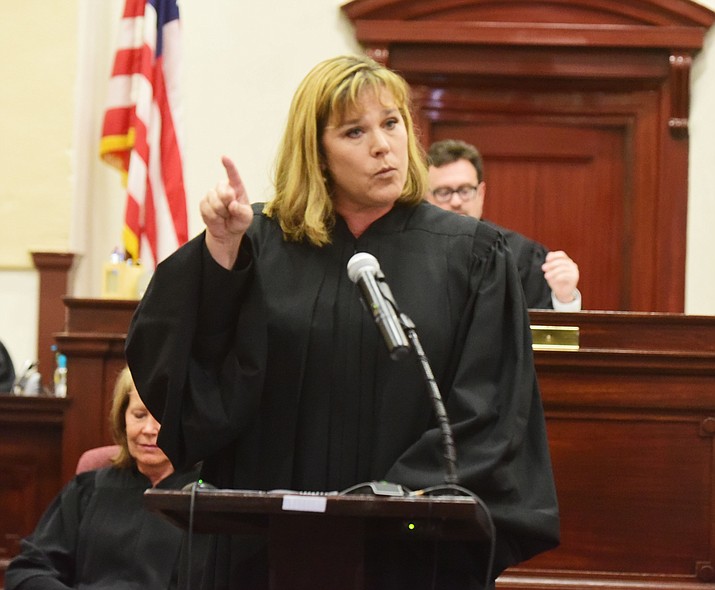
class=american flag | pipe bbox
[99,0,188,268]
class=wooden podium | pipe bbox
[144,487,493,590]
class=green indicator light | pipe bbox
[407,522,415,531]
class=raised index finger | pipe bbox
[221,155,247,199]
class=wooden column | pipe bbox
[31,252,77,390]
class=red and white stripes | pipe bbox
[100,0,187,268]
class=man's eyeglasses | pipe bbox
[431,185,478,202]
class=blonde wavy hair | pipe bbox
[263,54,429,246]
[109,365,137,469]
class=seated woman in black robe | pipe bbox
[126,54,560,589]
[5,366,200,590]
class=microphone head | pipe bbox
[347,252,380,283]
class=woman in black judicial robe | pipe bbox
[126,55,560,589]
[5,367,200,590]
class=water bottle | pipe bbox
[54,354,68,398]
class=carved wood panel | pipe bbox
[540,408,713,576]
[495,310,715,589]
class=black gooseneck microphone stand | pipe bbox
[396,310,461,491]
[382,284,497,589]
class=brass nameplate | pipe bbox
[531,325,580,351]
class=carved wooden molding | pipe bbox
[343,0,715,135]
[343,0,715,28]
[696,561,715,582]
[351,21,710,49]
[669,52,693,137]
[699,417,715,437]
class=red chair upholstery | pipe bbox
[75,445,121,474]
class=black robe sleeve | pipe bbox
[126,231,267,475]
[486,221,553,309]
[6,467,200,590]
[4,473,94,590]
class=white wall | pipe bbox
[0,0,78,377]
[687,6,715,314]
[1,0,714,376]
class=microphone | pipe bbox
[347,252,410,360]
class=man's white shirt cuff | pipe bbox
[552,289,582,312]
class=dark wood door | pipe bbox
[416,79,670,312]
[431,119,627,311]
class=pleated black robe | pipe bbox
[485,221,553,309]
[126,201,559,589]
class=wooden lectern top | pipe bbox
[144,487,493,542]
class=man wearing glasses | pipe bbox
[426,139,581,310]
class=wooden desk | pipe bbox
[0,395,68,587]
